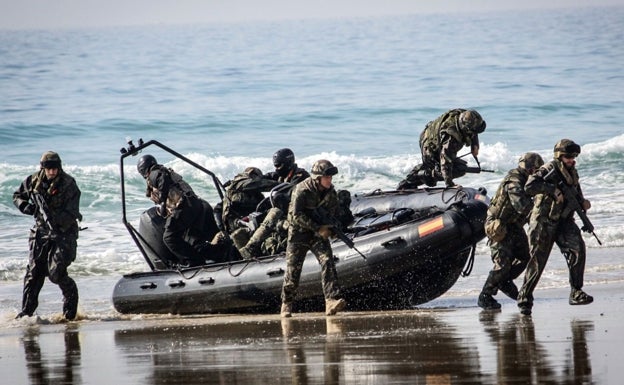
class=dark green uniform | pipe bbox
[222,167,279,232]
[281,177,342,305]
[518,159,592,313]
[13,168,82,320]
[479,167,534,308]
[399,109,485,188]
[146,164,222,266]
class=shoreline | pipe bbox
[1,281,622,384]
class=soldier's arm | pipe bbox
[13,176,35,214]
[440,135,462,187]
[506,177,533,218]
[290,189,320,232]
[149,169,171,205]
[525,164,557,197]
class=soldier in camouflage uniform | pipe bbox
[13,151,82,320]
[478,152,544,310]
[280,159,346,318]
[221,166,279,233]
[398,109,486,189]
[517,139,594,316]
[239,148,310,259]
[137,154,225,267]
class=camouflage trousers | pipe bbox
[518,217,586,308]
[482,223,530,296]
[281,237,341,305]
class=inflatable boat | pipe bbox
[112,139,490,315]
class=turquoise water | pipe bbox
[1,6,623,317]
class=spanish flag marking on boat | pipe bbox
[418,216,445,237]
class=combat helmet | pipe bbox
[311,159,338,179]
[459,110,486,134]
[137,154,158,178]
[553,139,581,160]
[243,166,263,179]
[518,152,544,172]
[273,148,295,178]
[40,151,62,169]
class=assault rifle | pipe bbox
[32,192,57,239]
[312,207,367,260]
[455,154,495,174]
[544,168,602,245]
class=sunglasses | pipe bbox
[562,154,577,159]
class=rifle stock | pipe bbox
[544,168,602,245]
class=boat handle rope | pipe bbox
[461,243,476,277]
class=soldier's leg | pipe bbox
[556,220,592,305]
[311,239,346,315]
[499,225,531,300]
[397,163,427,189]
[310,238,341,301]
[18,236,48,317]
[479,240,511,309]
[48,237,79,320]
[162,204,201,264]
[240,208,283,259]
[281,242,308,306]
[518,221,556,313]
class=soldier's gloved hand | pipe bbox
[19,202,36,216]
[318,225,334,240]
[554,188,564,203]
[582,199,591,211]
[156,203,167,217]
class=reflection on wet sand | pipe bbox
[479,311,594,384]
[113,312,481,384]
[22,325,82,384]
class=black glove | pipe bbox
[156,203,167,217]
[19,202,36,216]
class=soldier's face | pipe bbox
[319,175,333,190]
[561,154,577,169]
[44,167,59,180]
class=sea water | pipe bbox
[1,5,623,320]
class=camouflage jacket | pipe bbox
[525,159,584,222]
[145,165,195,213]
[287,177,339,242]
[419,109,479,186]
[222,171,279,226]
[13,169,82,234]
[487,167,533,225]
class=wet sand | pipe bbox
[0,282,621,384]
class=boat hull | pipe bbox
[112,187,488,315]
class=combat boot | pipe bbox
[280,303,292,318]
[569,289,593,305]
[241,209,282,259]
[477,293,501,310]
[325,298,346,316]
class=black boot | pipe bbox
[478,293,501,310]
[569,289,593,305]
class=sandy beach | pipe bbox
[0,280,621,384]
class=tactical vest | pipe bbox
[487,168,530,224]
[30,169,82,232]
[222,173,267,224]
[531,160,581,222]
[147,166,195,210]
[419,109,474,157]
